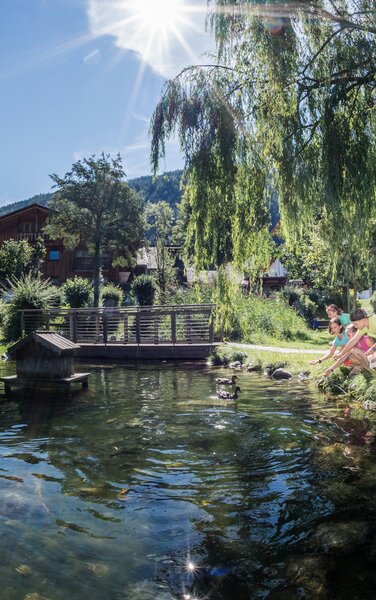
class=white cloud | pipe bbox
[86,0,214,78]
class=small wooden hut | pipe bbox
[2,332,90,394]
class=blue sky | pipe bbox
[0,0,212,205]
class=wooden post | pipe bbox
[102,311,108,345]
[136,310,141,344]
[171,312,176,344]
[72,311,77,343]
[124,315,128,343]
[209,312,214,343]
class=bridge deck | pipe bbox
[77,342,219,360]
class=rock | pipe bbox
[229,361,242,369]
[286,555,332,599]
[271,368,292,380]
[298,370,310,381]
[246,363,260,372]
[309,521,370,555]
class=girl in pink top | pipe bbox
[323,324,373,377]
[347,325,374,352]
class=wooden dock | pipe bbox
[0,372,90,395]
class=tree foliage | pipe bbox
[151,0,376,277]
[145,201,177,300]
[44,153,145,307]
[0,238,45,283]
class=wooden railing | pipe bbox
[16,232,46,242]
[19,305,217,345]
[73,257,111,272]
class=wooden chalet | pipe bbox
[0,203,123,285]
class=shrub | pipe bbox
[231,293,309,342]
[100,283,124,307]
[131,275,156,306]
[299,295,319,320]
[317,367,350,395]
[62,277,93,308]
[1,274,59,341]
[208,347,248,366]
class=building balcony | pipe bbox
[17,232,46,242]
[73,257,111,272]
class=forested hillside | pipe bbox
[0,170,183,217]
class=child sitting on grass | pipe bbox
[325,304,350,346]
[322,324,373,378]
[325,304,351,327]
[334,308,376,361]
[309,318,348,367]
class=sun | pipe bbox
[129,0,187,38]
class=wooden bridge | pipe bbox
[19,305,219,360]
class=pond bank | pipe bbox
[220,343,376,409]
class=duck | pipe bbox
[215,375,238,385]
[216,386,241,400]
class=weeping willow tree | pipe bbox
[151,0,376,295]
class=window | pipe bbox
[49,250,60,261]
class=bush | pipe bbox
[1,274,59,341]
[230,293,310,342]
[131,275,156,306]
[62,277,93,308]
[208,347,248,366]
[100,283,124,307]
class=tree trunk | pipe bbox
[93,240,101,308]
[352,282,358,311]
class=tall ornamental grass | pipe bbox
[0,274,59,341]
[230,293,310,342]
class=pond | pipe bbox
[1,361,376,600]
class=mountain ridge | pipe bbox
[0,170,183,217]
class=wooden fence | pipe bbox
[19,305,216,345]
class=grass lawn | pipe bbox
[231,330,330,350]
[217,343,327,375]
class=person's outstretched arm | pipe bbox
[309,345,336,365]
[336,329,364,359]
[322,350,351,377]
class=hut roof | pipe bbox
[7,331,80,357]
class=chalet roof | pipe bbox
[0,203,49,223]
[7,331,80,357]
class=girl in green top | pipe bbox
[325,304,351,327]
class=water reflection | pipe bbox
[0,361,376,598]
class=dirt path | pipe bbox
[227,342,324,355]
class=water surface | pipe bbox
[0,361,376,599]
